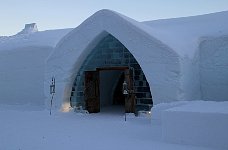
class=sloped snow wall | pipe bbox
[0,46,52,107]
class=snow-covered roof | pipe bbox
[142,11,228,58]
[0,28,72,51]
[105,10,228,58]
[1,9,228,58]
[54,9,228,59]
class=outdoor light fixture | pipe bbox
[122,80,129,95]
[123,80,129,121]
[50,77,55,94]
[49,76,55,115]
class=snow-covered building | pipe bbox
[0,9,228,113]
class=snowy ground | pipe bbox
[0,105,216,150]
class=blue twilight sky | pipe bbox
[1,0,228,36]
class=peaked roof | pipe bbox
[55,9,178,58]
[47,9,181,107]
[57,9,228,59]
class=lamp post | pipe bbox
[50,76,55,115]
[123,80,129,121]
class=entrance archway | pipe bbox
[70,34,153,113]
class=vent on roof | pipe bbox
[17,23,38,35]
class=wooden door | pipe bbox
[124,68,135,113]
[85,71,100,113]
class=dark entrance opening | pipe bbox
[113,72,125,105]
[84,67,135,113]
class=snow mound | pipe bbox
[17,23,38,35]
[159,101,228,149]
[166,101,228,114]
[151,101,189,124]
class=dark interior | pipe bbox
[113,72,125,105]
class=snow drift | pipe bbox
[155,101,228,150]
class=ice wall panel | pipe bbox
[200,36,228,101]
[0,46,52,107]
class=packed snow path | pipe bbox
[0,106,216,150]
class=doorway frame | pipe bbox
[97,66,135,113]
[84,66,135,113]
[96,66,129,71]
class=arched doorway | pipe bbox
[70,34,153,113]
